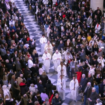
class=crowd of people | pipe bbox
[0,0,105,105]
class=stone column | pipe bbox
[90,0,103,12]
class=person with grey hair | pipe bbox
[83,82,92,105]
[88,87,99,105]
[80,74,87,92]
[95,98,102,105]
[52,93,63,105]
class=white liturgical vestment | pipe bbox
[57,77,66,100]
[42,53,51,73]
[57,65,66,79]
[52,52,61,71]
[40,37,47,54]
[44,43,53,56]
[69,79,79,101]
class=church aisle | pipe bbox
[14,0,82,104]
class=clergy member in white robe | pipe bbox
[44,41,53,56]
[57,62,66,79]
[57,75,66,100]
[52,50,62,71]
[69,75,79,101]
[42,51,51,73]
[46,26,51,39]
[40,35,47,54]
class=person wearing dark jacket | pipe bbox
[37,80,44,93]
[52,93,63,105]
[80,74,87,92]
[88,87,99,105]
[99,79,105,97]
[19,80,29,96]
[83,82,92,105]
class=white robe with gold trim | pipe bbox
[42,53,51,73]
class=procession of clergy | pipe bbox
[40,34,79,101]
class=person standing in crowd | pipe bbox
[44,41,53,56]
[88,87,99,105]
[57,75,66,100]
[57,61,66,79]
[40,34,47,54]
[83,82,92,105]
[69,75,79,102]
[52,49,62,71]
[42,50,51,73]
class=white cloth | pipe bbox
[52,52,62,71]
[2,85,11,99]
[40,37,47,54]
[9,20,15,26]
[44,43,53,55]
[39,68,44,75]
[97,58,105,68]
[69,79,79,101]
[42,53,51,73]
[46,27,50,38]
[95,24,101,33]
[57,77,66,100]
[57,65,66,78]
[28,59,33,68]
[53,0,57,4]
[29,86,37,94]
[43,0,48,5]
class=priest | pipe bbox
[52,49,62,71]
[42,50,51,73]
[40,34,47,54]
[57,61,66,79]
[69,75,79,102]
[57,75,66,100]
[44,41,53,56]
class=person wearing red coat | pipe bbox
[76,69,82,84]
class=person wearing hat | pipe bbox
[42,50,51,73]
[69,74,79,102]
[40,34,47,54]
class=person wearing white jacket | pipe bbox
[43,0,48,5]
[53,0,57,5]
[42,51,51,73]
[97,56,105,68]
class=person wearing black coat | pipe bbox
[80,74,87,92]
[12,83,20,100]
[19,80,29,96]
[99,79,105,97]
[46,80,52,97]
[83,82,92,105]
[88,87,99,105]
[52,93,63,105]
[37,80,44,93]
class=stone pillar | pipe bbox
[90,0,103,12]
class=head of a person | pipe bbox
[92,87,96,93]
[56,49,58,54]
[88,73,92,78]
[73,75,76,80]
[87,82,91,87]
[82,74,85,78]
[55,93,59,99]
[103,79,105,85]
